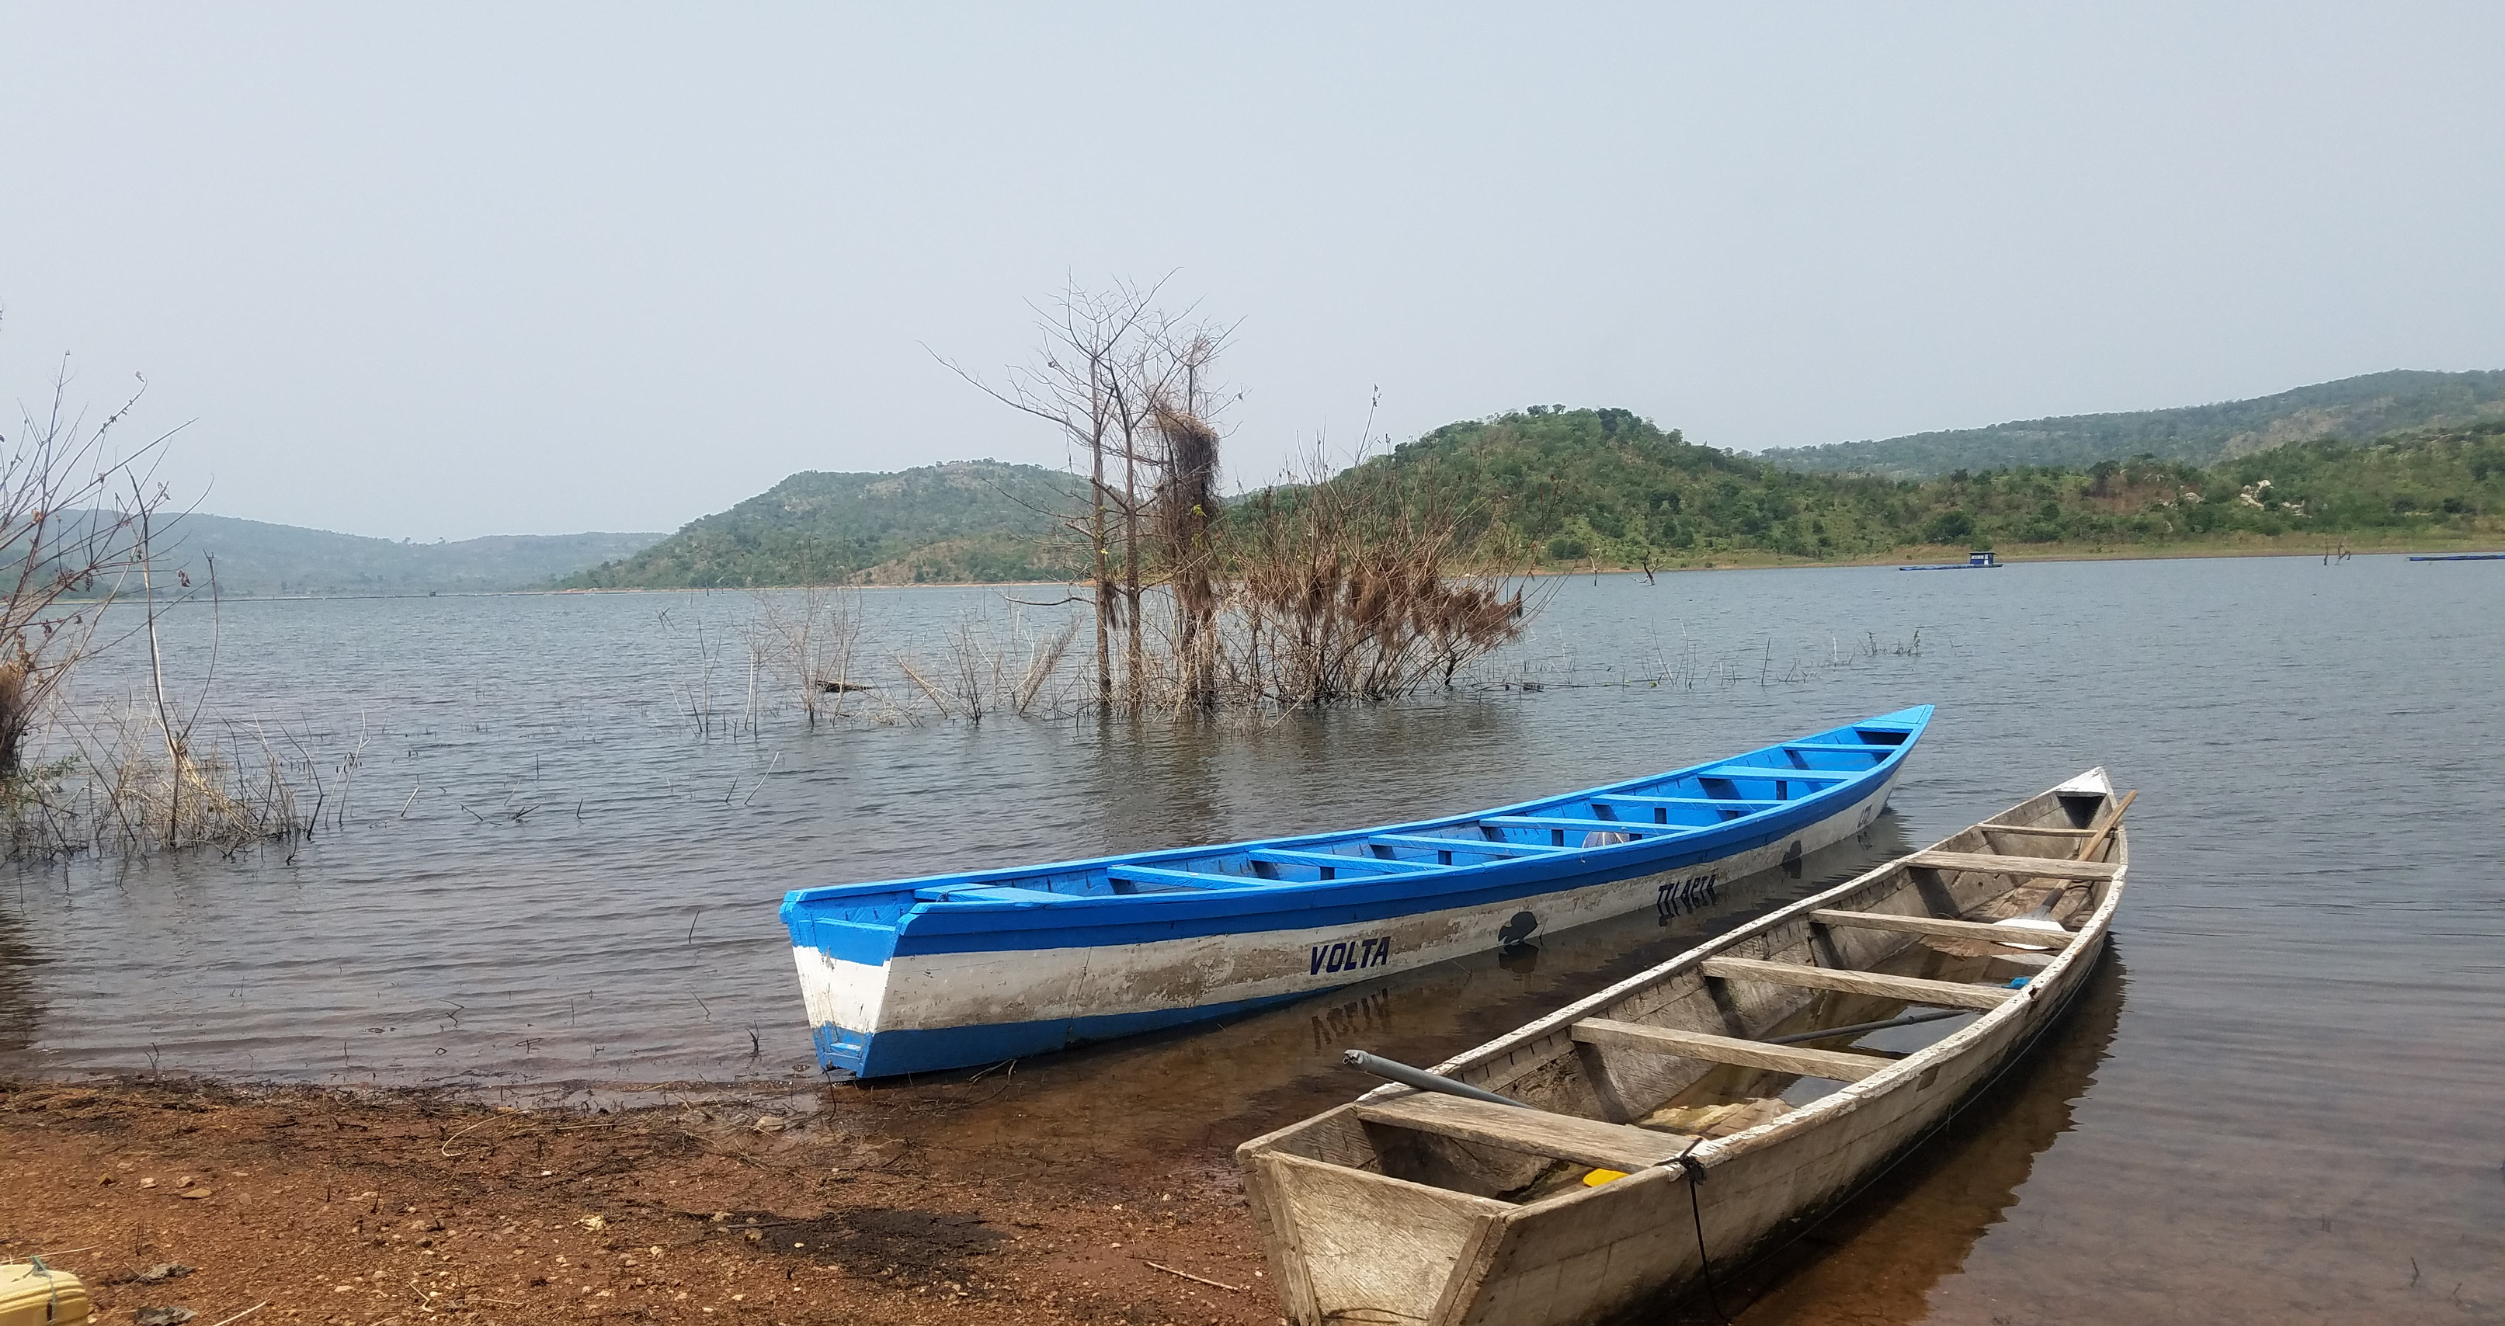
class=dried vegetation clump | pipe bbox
[1218,464,1531,707]
[0,366,323,862]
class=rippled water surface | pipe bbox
[4,555,2500,1322]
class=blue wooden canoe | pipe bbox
[781,705,1932,1078]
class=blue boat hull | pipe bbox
[782,706,1933,1078]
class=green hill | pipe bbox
[1340,407,2504,565]
[1757,369,2505,478]
[565,460,1085,588]
[562,410,2505,590]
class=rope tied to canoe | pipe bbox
[1661,1136,1732,1324]
[22,1256,65,1323]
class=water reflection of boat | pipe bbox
[780,708,1932,1079]
[0,908,45,1057]
[1236,770,2129,1326]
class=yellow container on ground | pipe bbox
[0,1261,92,1326]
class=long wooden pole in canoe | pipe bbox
[2074,789,2136,863]
[2006,788,2136,912]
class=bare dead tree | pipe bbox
[0,355,185,778]
[940,291,1543,716]
[934,279,1170,713]
[1103,344,1151,712]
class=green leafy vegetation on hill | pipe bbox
[562,408,2505,591]
[1337,407,2504,566]
[564,460,1084,588]
[1757,369,2505,478]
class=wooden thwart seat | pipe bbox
[1908,850,2119,879]
[1809,907,2078,951]
[1353,1092,1696,1172]
[1572,1017,1892,1082]
[1700,956,2018,1011]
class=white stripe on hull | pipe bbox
[794,776,1898,1040]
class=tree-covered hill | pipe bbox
[1757,369,2505,478]
[564,460,1085,588]
[563,409,2505,590]
[1341,406,2504,565]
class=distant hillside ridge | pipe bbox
[565,459,1086,588]
[1333,406,2503,565]
[1757,369,2505,477]
[558,410,2505,591]
[121,514,663,597]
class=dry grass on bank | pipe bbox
[0,700,327,862]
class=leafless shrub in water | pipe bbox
[1014,617,1080,717]
[894,651,956,719]
[69,701,309,854]
[0,357,186,779]
[0,356,323,858]
[889,606,1084,723]
[750,586,864,724]
[2,688,316,860]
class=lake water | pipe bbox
[3,555,2500,1322]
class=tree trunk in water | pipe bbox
[1123,444,1143,714]
[1091,422,1113,714]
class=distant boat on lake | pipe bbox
[2407,552,2505,561]
[1899,550,2000,571]
[780,707,1933,1079]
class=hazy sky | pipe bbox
[5,4,2501,541]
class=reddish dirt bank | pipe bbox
[1,1078,1283,1326]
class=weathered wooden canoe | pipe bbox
[780,707,1932,1079]
[1236,769,2129,1326]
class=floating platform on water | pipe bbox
[1899,550,2001,571]
[780,707,1933,1079]
[2408,552,2505,561]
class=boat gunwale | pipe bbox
[1337,769,2128,1203]
[779,706,1933,919]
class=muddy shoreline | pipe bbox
[1,1075,1282,1326]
